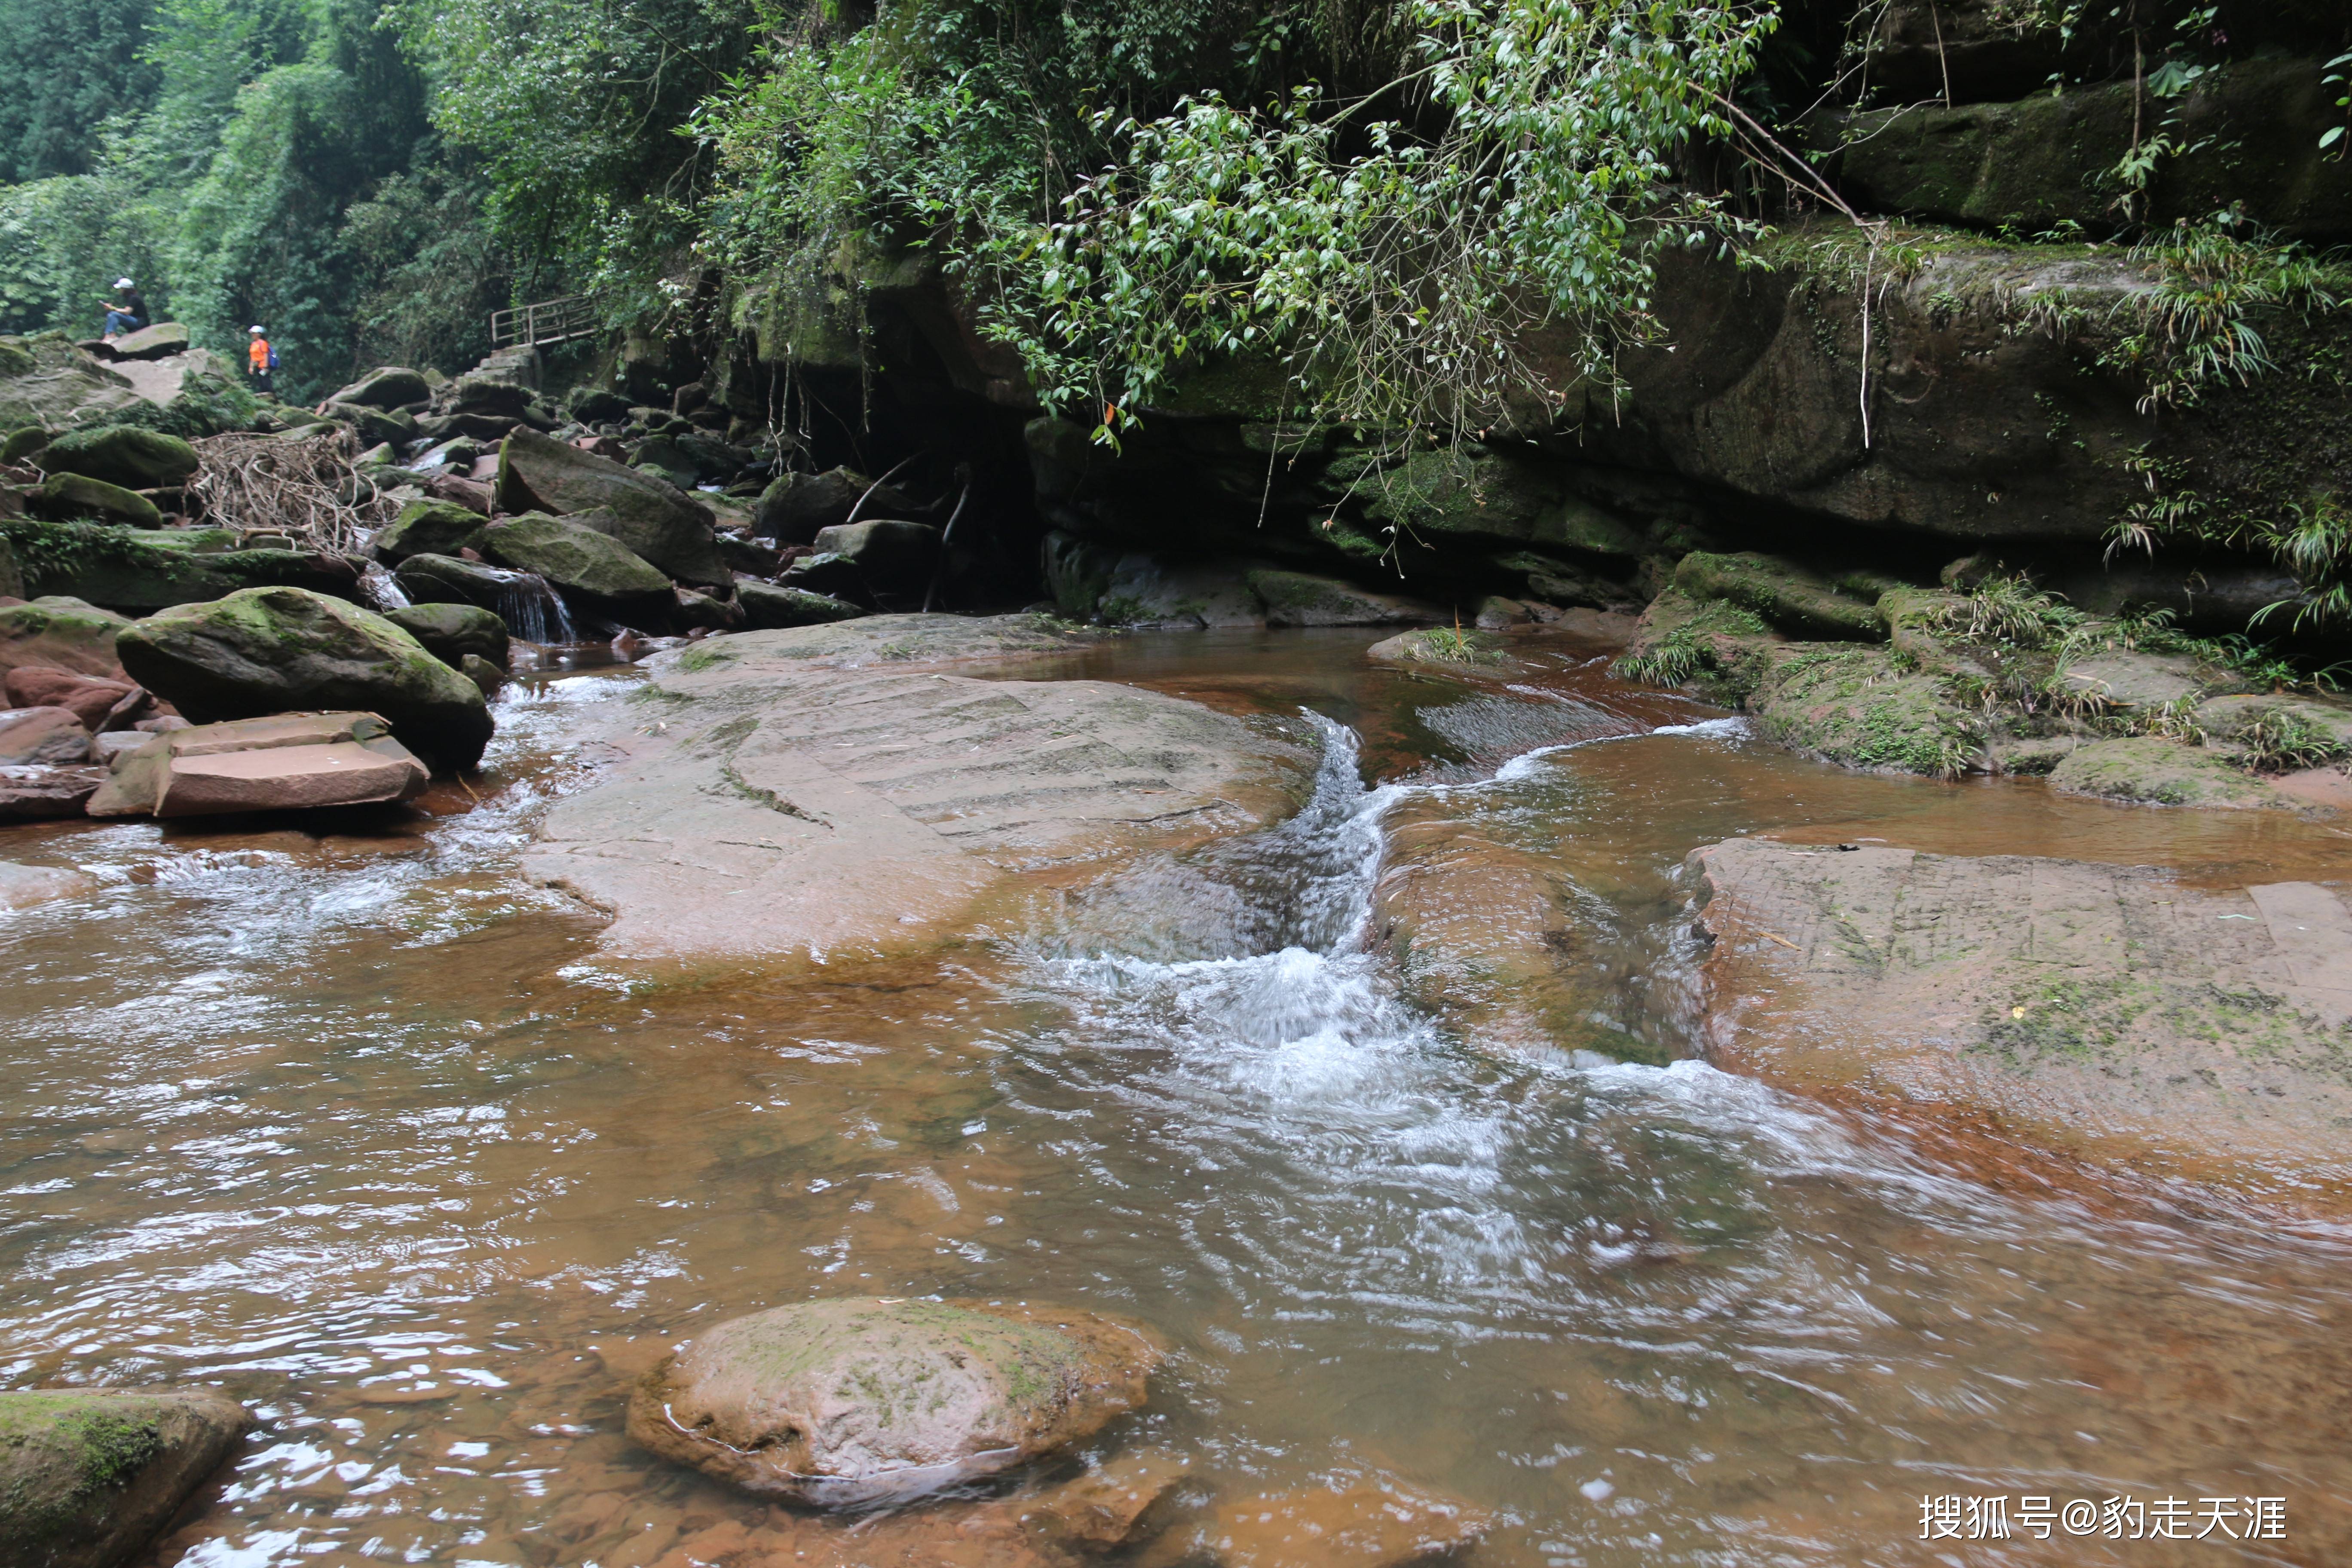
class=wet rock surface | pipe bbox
[0,705,92,765]
[0,763,105,818]
[524,613,1313,961]
[116,586,492,769]
[1695,838,2352,1201]
[1136,1484,1492,1568]
[0,1385,250,1568]
[627,1298,1161,1506]
[86,712,430,819]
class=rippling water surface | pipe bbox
[3,628,2349,1567]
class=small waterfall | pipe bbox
[480,570,578,646]
[357,560,411,611]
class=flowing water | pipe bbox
[3,629,2351,1568]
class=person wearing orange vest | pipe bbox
[246,325,274,394]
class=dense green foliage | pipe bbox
[691,0,1775,438]
[0,0,492,400]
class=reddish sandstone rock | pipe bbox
[626,1298,1162,1507]
[4,668,139,729]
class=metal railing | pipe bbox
[487,294,598,351]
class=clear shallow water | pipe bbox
[2,629,2349,1567]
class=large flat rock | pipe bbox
[1694,838,2352,1204]
[524,614,1312,962]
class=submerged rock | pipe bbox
[626,1298,1162,1506]
[0,1385,250,1568]
[524,613,1311,961]
[1137,1483,1492,1568]
[0,860,95,906]
[116,587,493,769]
[1694,839,2352,1202]
[87,711,429,819]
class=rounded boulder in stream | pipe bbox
[626,1298,1163,1507]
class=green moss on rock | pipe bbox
[2048,736,2283,808]
[117,586,494,769]
[1748,643,1984,777]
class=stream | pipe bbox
[3,628,2350,1567]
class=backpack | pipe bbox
[266,346,279,370]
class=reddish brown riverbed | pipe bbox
[2,628,2348,1567]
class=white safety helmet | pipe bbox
[114,277,134,288]
[249,325,265,334]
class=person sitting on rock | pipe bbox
[246,325,274,394]
[100,278,145,341]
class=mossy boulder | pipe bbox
[735,579,862,630]
[1366,626,1508,667]
[1834,59,2352,242]
[493,426,724,584]
[0,1385,250,1568]
[326,367,429,410]
[1359,444,1647,556]
[1611,585,1783,700]
[625,1298,1161,1507]
[1747,643,1985,777]
[393,552,519,610]
[34,473,162,529]
[383,603,510,671]
[0,334,142,431]
[116,587,494,769]
[2193,695,2352,769]
[752,467,882,544]
[2,426,51,464]
[478,512,674,620]
[324,402,416,449]
[0,597,132,678]
[2048,736,2282,808]
[0,521,356,610]
[1673,551,1886,641]
[36,425,199,490]
[2058,649,2248,711]
[371,499,486,565]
